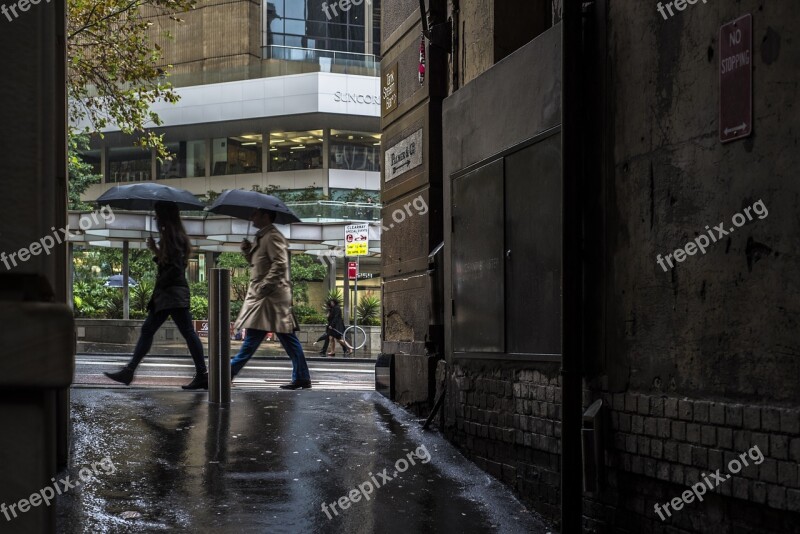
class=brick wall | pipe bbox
[439,361,564,521]
[438,360,800,532]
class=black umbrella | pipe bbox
[206,189,302,224]
[96,183,205,211]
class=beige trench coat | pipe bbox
[233,224,298,333]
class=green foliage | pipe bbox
[326,288,343,305]
[292,254,327,282]
[190,295,208,320]
[131,278,154,314]
[68,134,101,210]
[202,190,221,203]
[189,280,208,298]
[73,247,157,284]
[356,295,381,326]
[294,304,326,325]
[216,252,250,301]
[73,280,116,318]
[340,188,371,203]
[68,0,197,157]
[230,299,243,319]
[290,186,327,201]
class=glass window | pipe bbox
[212,135,263,176]
[108,146,152,183]
[285,19,306,35]
[158,140,206,179]
[284,0,305,19]
[264,0,367,54]
[329,131,381,172]
[269,130,323,172]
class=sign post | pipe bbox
[719,14,752,143]
[345,223,369,356]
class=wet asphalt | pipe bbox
[56,389,553,534]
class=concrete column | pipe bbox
[67,242,74,309]
[205,138,212,177]
[122,241,130,320]
[100,145,108,183]
[327,256,337,293]
[0,1,73,531]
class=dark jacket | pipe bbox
[327,304,346,337]
[147,254,190,313]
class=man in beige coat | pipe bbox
[230,209,311,389]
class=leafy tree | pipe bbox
[291,254,326,306]
[68,134,102,210]
[68,0,196,156]
[216,252,250,302]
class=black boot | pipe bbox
[182,372,208,390]
[104,367,134,386]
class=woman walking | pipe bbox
[104,201,208,389]
[325,299,353,356]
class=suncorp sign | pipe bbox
[334,91,380,105]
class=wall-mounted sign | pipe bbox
[344,223,369,256]
[334,92,380,105]
[382,63,398,116]
[356,272,375,280]
[385,129,423,182]
[719,14,752,143]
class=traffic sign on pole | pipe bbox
[345,223,369,256]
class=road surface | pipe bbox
[74,354,376,391]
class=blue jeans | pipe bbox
[230,329,311,383]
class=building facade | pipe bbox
[381,0,800,532]
[80,0,384,205]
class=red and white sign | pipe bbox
[348,261,358,280]
[194,320,239,339]
[719,14,752,143]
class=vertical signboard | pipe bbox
[344,223,369,256]
[382,63,398,117]
[348,261,358,280]
[719,14,752,143]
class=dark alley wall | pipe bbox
[382,0,800,532]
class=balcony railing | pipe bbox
[285,201,381,222]
[262,45,379,77]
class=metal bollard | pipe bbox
[209,268,231,404]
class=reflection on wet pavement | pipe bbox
[56,389,552,533]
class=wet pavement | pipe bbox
[57,389,553,533]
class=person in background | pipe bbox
[104,201,208,389]
[230,209,312,389]
[325,299,352,356]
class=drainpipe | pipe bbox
[561,0,585,531]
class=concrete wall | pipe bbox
[380,0,448,412]
[381,0,800,531]
[440,21,564,522]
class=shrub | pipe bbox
[356,295,381,325]
[294,304,326,324]
[190,295,209,320]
